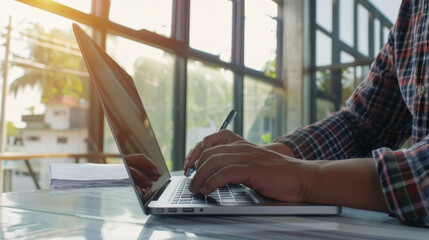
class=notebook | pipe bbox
[72,23,341,215]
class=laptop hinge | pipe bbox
[144,180,171,210]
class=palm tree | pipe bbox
[9,23,88,103]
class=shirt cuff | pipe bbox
[373,147,428,224]
[275,133,310,160]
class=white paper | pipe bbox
[50,163,131,190]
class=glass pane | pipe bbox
[356,66,363,83]
[244,76,283,144]
[52,0,92,13]
[368,0,402,23]
[316,98,335,121]
[316,70,332,94]
[316,31,332,66]
[190,0,232,62]
[1,0,91,191]
[340,51,354,64]
[109,0,172,37]
[245,0,277,75]
[106,35,174,169]
[186,61,233,153]
[383,27,390,44]
[358,4,369,56]
[339,0,353,47]
[374,19,381,55]
[356,65,371,85]
[341,67,355,107]
[317,0,332,32]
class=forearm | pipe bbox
[306,158,389,212]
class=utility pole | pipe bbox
[0,16,12,193]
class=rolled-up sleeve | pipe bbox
[276,6,429,225]
[374,141,429,226]
[276,27,412,161]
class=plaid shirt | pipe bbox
[276,0,429,226]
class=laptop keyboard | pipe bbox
[171,178,255,205]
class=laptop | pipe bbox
[72,23,341,215]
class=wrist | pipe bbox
[304,158,389,212]
[265,142,296,157]
[301,160,326,202]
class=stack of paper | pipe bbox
[50,163,131,190]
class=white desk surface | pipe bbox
[0,186,427,240]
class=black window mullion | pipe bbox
[232,0,245,136]
[87,0,110,154]
[379,22,385,50]
[171,0,190,170]
[276,1,284,81]
[332,0,342,111]
[310,0,317,122]
[275,1,284,138]
[368,9,375,58]
[353,0,358,53]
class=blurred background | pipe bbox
[0,0,401,192]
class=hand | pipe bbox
[188,140,316,202]
[124,154,161,190]
[184,130,245,176]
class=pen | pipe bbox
[187,109,237,177]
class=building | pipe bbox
[5,96,88,191]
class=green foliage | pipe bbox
[315,67,356,120]
[315,70,332,93]
[262,133,271,144]
[26,106,35,115]
[7,122,17,137]
[131,56,174,165]
[264,59,276,78]
[130,55,234,167]
[10,23,88,102]
[187,62,233,130]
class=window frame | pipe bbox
[309,0,394,122]
[17,0,284,170]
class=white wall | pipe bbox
[44,106,70,130]
[21,129,87,153]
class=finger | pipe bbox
[190,152,252,193]
[184,133,224,173]
[129,166,154,188]
[184,130,244,175]
[194,143,259,170]
[125,154,161,177]
[199,164,251,195]
[183,147,194,170]
[183,142,202,174]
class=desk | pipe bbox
[0,186,427,239]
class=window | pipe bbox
[245,0,278,75]
[3,0,284,174]
[27,136,40,141]
[54,111,66,116]
[105,34,174,168]
[243,76,283,145]
[310,0,401,122]
[52,0,92,13]
[109,0,172,37]
[190,0,232,62]
[186,60,233,153]
[57,137,68,144]
[1,0,91,191]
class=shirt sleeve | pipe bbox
[276,28,412,161]
[374,143,429,226]
[276,25,429,225]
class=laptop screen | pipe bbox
[73,23,170,211]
